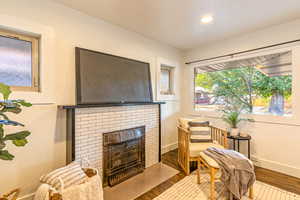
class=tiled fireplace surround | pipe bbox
[64,104,161,179]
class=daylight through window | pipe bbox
[160,66,174,95]
[0,29,39,91]
[194,51,292,116]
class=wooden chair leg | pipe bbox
[186,161,190,175]
[249,186,254,199]
[197,159,201,184]
[229,192,233,200]
[210,168,216,200]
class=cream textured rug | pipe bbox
[154,172,300,200]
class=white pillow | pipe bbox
[189,126,210,134]
[40,162,88,190]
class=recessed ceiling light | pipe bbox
[201,15,213,24]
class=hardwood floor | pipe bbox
[255,166,300,195]
[135,149,300,200]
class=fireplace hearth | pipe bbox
[103,126,145,186]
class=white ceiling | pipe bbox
[53,0,300,50]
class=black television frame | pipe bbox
[75,47,154,105]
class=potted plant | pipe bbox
[222,110,253,136]
[0,83,32,160]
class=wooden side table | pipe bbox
[227,135,252,159]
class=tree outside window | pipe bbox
[194,51,292,116]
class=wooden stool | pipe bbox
[197,152,254,200]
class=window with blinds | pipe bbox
[194,51,292,116]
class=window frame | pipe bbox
[189,46,297,122]
[0,29,39,92]
[160,66,174,95]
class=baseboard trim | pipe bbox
[162,143,178,154]
[252,155,300,179]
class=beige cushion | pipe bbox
[190,134,212,140]
[40,162,88,190]
[189,126,210,133]
[190,126,212,142]
[178,117,207,130]
[189,142,224,157]
[188,121,209,127]
[199,152,220,168]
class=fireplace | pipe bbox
[61,103,163,188]
[103,126,145,186]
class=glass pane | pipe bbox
[194,51,292,116]
[194,66,292,116]
[0,35,32,87]
[160,68,170,93]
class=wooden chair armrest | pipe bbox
[177,126,189,133]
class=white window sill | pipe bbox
[190,109,300,127]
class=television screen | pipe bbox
[76,48,153,104]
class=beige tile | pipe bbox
[104,163,179,200]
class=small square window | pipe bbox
[0,29,39,91]
[160,66,174,95]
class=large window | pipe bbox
[194,51,292,116]
[0,29,39,91]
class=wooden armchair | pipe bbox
[177,125,228,175]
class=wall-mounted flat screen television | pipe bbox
[75,47,153,105]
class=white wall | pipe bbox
[0,0,183,197]
[183,19,300,178]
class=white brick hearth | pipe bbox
[74,105,159,177]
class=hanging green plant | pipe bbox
[0,83,32,161]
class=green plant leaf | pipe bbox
[0,140,6,149]
[0,113,9,120]
[19,101,32,107]
[13,139,28,146]
[4,131,30,141]
[13,100,32,107]
[0,150,14,160]
[2,106,22,114]
[0,83,11,100]
[0,127,3,139]
[0,120,24,126]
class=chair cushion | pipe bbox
[190,134,212,140]
[199,152,220,168]
[178,118,208,130]
[189,126,210,134]
[188,121,209,127]
[189,126,212,143]
[189,142,224,157]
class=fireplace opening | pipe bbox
[103,126,145,186]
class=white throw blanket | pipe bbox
[34,184,50,200]
[62,175,103,200]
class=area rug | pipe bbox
[154,172,300,200]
